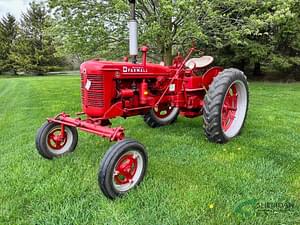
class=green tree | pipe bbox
[270,0,300,75]
[11,1,59,74]
[49,0,300,76]
[203,0,300,76]
[49,0,204,65]
[49,0,113,62]
[0,14,18,74]
[135,0,203,64]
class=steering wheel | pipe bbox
[178,36,206,57]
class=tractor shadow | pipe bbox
[151,116,205,139]
[74,116,206,164]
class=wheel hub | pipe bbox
[114,154,138,185]
[222,84,238,131]
[47,129,67,150]
[154,104,174,118]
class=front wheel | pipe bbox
[203,68,249,143]
[98,139,148,199]
[35,122,78,159]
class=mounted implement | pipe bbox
[35,0,249,199]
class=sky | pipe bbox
[0,0,45,20]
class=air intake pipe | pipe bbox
[129,0,138,63]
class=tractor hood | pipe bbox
[81,60,173,77]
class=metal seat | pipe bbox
[185,56,214,69]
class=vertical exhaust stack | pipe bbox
[129,0,138,63]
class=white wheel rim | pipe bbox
[46,126,74,155]
[221,80,248,138]
[112,150,144,192]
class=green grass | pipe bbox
[0,75,299,225]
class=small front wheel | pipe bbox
[35,122,78,159]
[98,139,148,199]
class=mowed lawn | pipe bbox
[0,75,299,225]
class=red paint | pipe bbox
[202,67,223,89]
[221,84,238,131]
[185,76,203,90]
[47,128,67,150]
[114,154,137,185]
[120,89,135,98]
[48,46,224,142]
[141,46,149,67]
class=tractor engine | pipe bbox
[80,59,174,118]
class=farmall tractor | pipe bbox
[35,0,249,199]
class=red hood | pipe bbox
[80,60,172,76]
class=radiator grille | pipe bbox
[81,74,104,107]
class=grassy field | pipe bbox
[0,75,299,225]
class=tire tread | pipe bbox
[203,68,249,143]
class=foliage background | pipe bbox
[49,0,300,78]
[0,0,299,79]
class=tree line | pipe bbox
[1,0,299,79]
[0,2,64,75]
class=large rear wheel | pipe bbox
[203,68,249,143]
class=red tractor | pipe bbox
[35,1,249,199]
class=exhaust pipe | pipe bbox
[129,0,138,63]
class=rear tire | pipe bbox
[144,105,179,128]
[98,139,148,199]
[203,68,249,143]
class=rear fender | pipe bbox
[202,66,223,89]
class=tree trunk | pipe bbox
[163,45,173,66]
[253,62,261,76]
[160,45,164,62]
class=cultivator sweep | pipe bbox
[35,0,249,199]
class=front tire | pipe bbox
[35,122,78,159]
[203,68,249,143]
[98,139,148,199]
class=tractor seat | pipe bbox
[185,56,214,69]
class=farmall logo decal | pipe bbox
[123,66,148,73]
